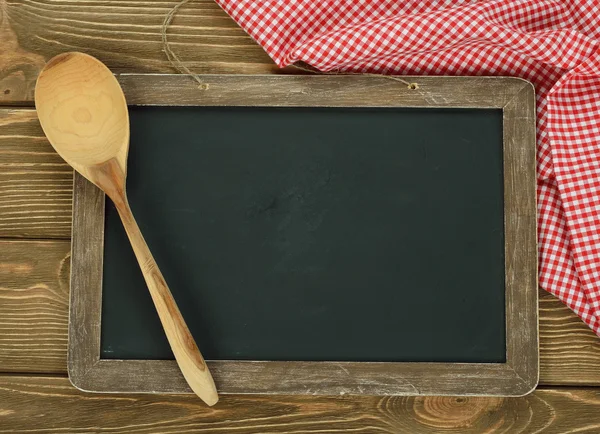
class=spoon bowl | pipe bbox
[35,52,129,178]
[35,52,218,406]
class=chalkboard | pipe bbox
[100,105,506,363]
[68,75,538,397]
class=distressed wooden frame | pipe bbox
[68,74,538,396]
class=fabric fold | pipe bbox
[215,0,600,335]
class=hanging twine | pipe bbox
[161,0,420,91]
[161,0,208,89]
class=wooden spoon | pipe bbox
[35,52,219,406]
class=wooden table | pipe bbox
[2,1,600,432]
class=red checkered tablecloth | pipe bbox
[215,0,600,335]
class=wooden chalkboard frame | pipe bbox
[68,74,538,397]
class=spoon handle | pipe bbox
[113,195,219,406]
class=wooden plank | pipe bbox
[1,239,600,385]
[539,290,600,385]
[0,239,70,374]
[116,74,525,107]
[0,0,278,104]
[0,376,599,433]
[0,109,72,239]
[502,80,538,392]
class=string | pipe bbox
[161,0,208,89]
[161,0,420,91]
[289,62,419,89]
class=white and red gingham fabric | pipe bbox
[214,0,600,334]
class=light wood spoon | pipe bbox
[35,52,218,406]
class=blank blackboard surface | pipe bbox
[101,106,505,363]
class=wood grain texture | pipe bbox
[0,0,45,104]
[0,0,597,426]
[539,290,600,385]
[1,376,600,433]
[0,0,279,104]
[116,74,528,108]
[502,80,538,392]
[0,239,69,374]
[0,108,72,239]
[35,52,130,180]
